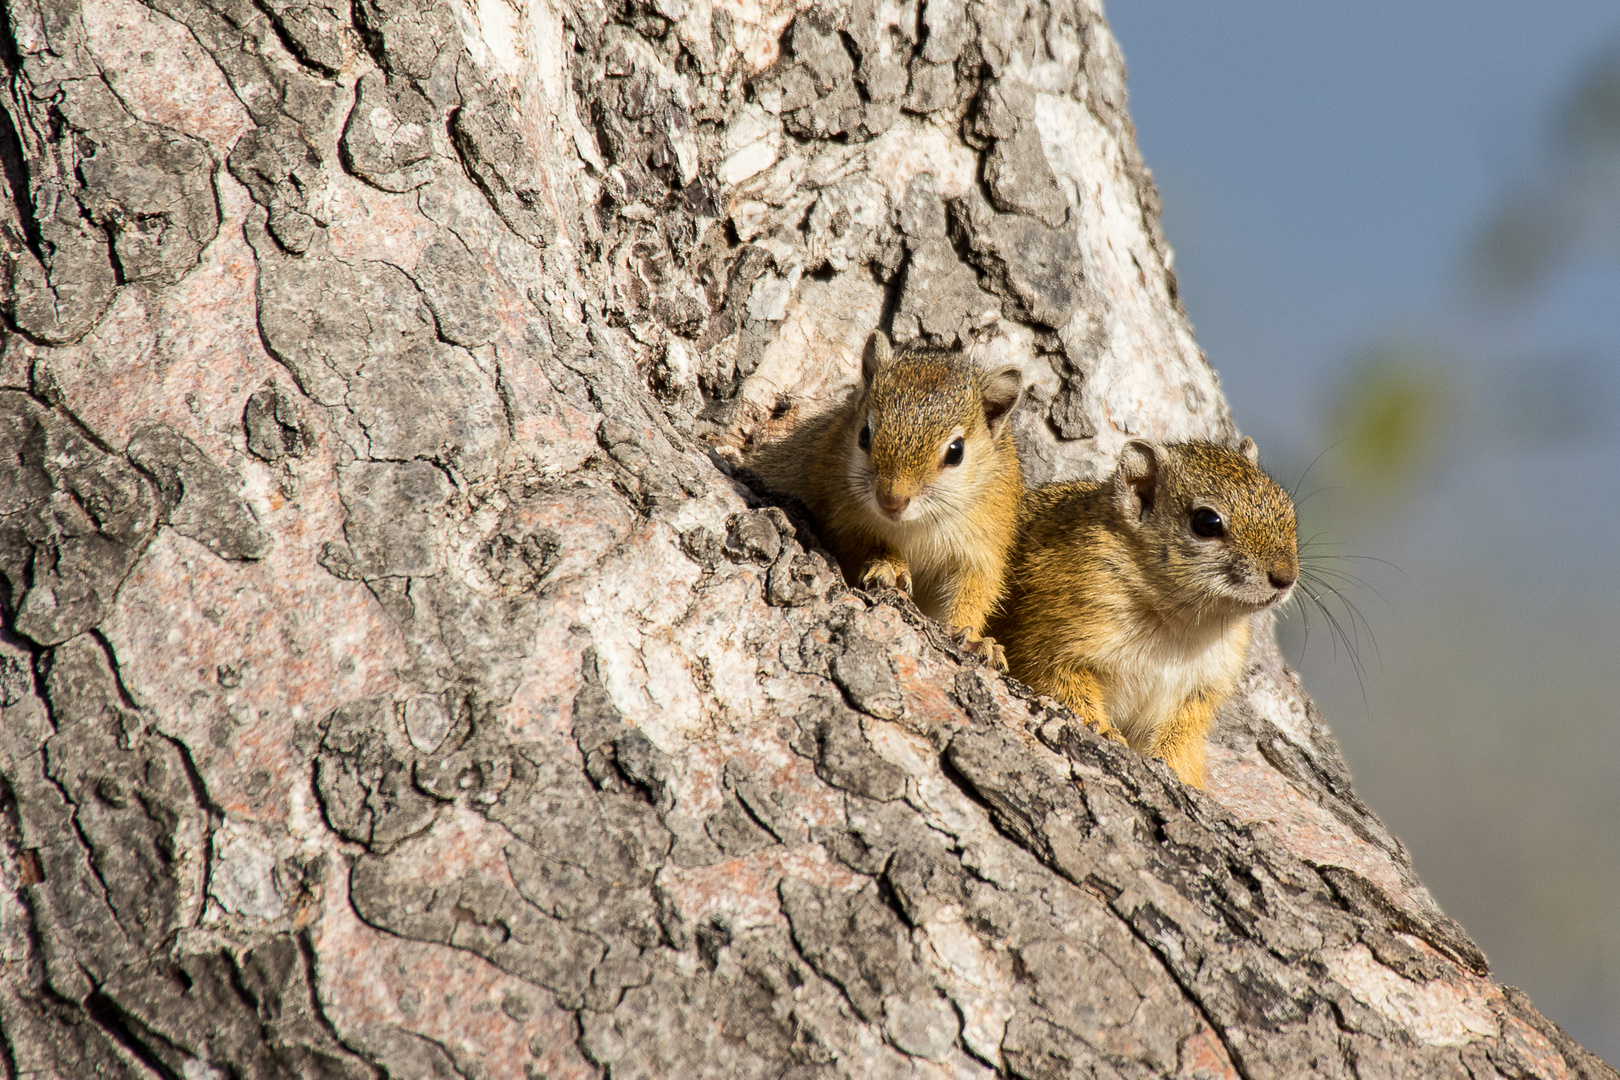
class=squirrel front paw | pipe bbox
[950,627,1008,673]
[859,559,913,595]
[1084,713,1129,747]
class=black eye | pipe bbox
[943,437,965,466]
[1191,508,1225,538]
[858,422,872,452]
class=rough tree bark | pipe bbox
[0,0,1610,1075]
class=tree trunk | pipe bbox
[0,0,1609,1075]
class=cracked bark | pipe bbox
[0,0,1611,1076]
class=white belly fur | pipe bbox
[887,519,983,624]
[1096,619,1249,748]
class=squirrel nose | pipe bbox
[877,492,910,516]
[1268,569,1297,590]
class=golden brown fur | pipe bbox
[749,334,1024,661]
[988,439,1298,787]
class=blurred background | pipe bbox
[1107,0,1620,1062]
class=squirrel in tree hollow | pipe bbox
[749,333,1025,665]
[987,438,1298,788]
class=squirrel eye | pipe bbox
[1191,507,1225,538]
[943,437,965,467]
[858,422,872,452]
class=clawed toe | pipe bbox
[860,563,913,595]
[1088,715,1129,746]
[951,628,1009,673]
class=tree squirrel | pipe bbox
[749,333,1025,664]
[988,438,1298,787]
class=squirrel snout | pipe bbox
[1268,569,1297,591]
[876,491,911,517]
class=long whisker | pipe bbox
[1291,576,1374,715]
[1299,540,1406,609]
[1298,543,1408,578]
[1277,578,1314,657]
[1287,439,1348,502]
[1298,563,1392,608]
[1306,576,1379,662]
[1291,484,1355,513]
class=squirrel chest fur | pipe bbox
[988,438,1298,787]
[754,335,1024,648]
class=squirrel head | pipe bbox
[846,333,1023,525]
[1111,438,1298,617]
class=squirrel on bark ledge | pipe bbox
[748,333,1024,666]
[989,438,1299,788]
[749,334,1297,788]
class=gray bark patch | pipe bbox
[95,938,374,1077]
[76,113,220,285]
[763,12,898,142]
[983,126,1069,229]
[350,851,605,1008]
[229,117,330,254]
[260,0,360,76]
[342,70,438,191]
[254,248,434,406]
[126,423,272,561]
[332,460,451,578]
[450,76,556,245]
[353,0,460,83]
[951,190,1085,329]
[345,339,506,466]
[0,394,159,645]
[895,238,1002,345]
[40,635,200,961]
[414,234,499,346]
[766,538,838,607]
[1,206,118,344]
[779,876,923,1022]
[830,628,904,720]
[243,379,315,462]
[793,696,907,801]
[904,57,959,114]
[313,695,442,852]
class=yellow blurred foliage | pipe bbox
[1325,346,1454,498]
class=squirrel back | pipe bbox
[990,438,1298,785]
[748,334,1024,642]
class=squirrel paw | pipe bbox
[860,560,913,595]
[1084,713,1129,747]
[950,627,1008,673]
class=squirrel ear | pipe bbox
[1113,440,1161,523]
[863,332,892,384]
[1238,436,1259,465]
[981,365,1024,433]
